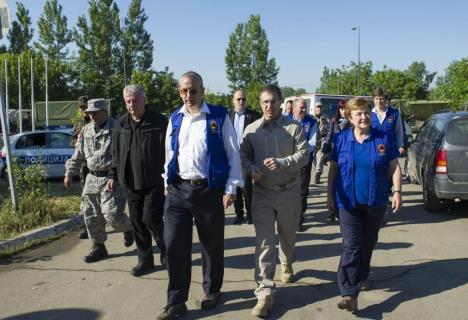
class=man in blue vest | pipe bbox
[158,71,243,320]
[290,98,317,232]
[371,87,405,155]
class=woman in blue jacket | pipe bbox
[327,98,402,312]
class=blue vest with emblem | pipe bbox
[371,107,400,149]
[166,104,230,189]
[288,114,316,142]
[331,127,398,211]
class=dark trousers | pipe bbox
[127,186,166,261]
[299,159,313,224]
[234,175,253,220]
[337,204,386,296]
[164,181,225,305]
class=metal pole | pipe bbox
[17,58,22,133]
[121,19,127,86]
[0,71,18,209]
[45,56,49,128]
[31,56,35,131]
[4,59,9,132]
[357,26,361,96]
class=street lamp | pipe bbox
[352,26,360,95]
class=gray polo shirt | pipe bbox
[240,115,309,189]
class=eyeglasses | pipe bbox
[179,88,199,95]
[236,98,246,102]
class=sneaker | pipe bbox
[200,292,221,310]
[156,303,187,320]
[360,280,370,291]
[78,228,89,239]
[251,295,274,317]
[123,231,134,247]
[337,295,358,312]
[280,264,294,284]
[131,259,155,277]
[83,243,108,263]
[232,216,245,225]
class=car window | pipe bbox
[415,119,434,143]
[426,117,448,142]
[15,133,46,149]
[446,119,468,146]
[47,132,72,149]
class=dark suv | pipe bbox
[406,111,468,212]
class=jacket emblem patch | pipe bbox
[378,144,386,156]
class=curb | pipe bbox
[0,215,84,253]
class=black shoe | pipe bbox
[297,224,307,232]
[79,228,89,239]
[156,303,187,320]
[123,231,134,247]
[314,173,321,184]
[200,292,221,310]
[328,213,336,223]
[160,248,167,266]
[83,243,108,263]
[246,217,253,224]
[233,216,245,225]
[131,259,155,277]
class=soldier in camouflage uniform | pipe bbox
[312,101,331,184]
[64,99,134,263]
[71,96,91,239]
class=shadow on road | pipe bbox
[2,308,101,320]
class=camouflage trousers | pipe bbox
[81,175,132,244]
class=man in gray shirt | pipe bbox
[240,84,309,317]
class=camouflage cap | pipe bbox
[85,98,108,112]
[78,95,89,108]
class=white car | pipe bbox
[0,129,75,179]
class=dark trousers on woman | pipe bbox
[164,179,225,306]
[234,175,253,222]
[126,186,166,261]
[337,204,386,296]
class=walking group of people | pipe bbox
[64,70,403,318]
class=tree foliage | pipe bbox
[35,0,73,61]
[317,62,373,96]
[225,15,279,92]
[434,58,468,109]
[7,2,34,53]
[281,86,306,99]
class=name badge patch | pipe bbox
[378,144,386,156]
[210,119,218,133]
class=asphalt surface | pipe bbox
[1,166,468,320]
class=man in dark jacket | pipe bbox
[112,85,168,277]
[228,90,260,224]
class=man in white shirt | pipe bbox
[157,71,243,320]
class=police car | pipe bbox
[0,129,74,179]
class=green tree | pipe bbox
[73,0,123,104]
[35,0,73,61]
[281,86,306,98]
[317,61,373,95]
[225,15,279,92]
[372,67,419,100]
[204,91,231,108]
[434,58,468,109]
[406,61,436,99]
[7,2,34,53]
[122,0,153,77]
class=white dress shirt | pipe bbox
[233,110,246,147]
[163,101,244,194]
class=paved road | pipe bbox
[1,169,468,320]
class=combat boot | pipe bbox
[78,228,89,239]
[131,258,155,277]
[251,295,274,317]
[280,264,294,284]
[83,243,108,263]
[123,231,134,247]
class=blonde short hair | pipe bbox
[345,98,369,119]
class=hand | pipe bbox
[223,193,236,209]
[250,166,263,181]
[106,178,118,191]
[264,158,279,171]
[392,192,402,213]
[164,188,168,196]
[64,176,72,188]
[399,147,406,155]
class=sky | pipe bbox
[1,0,467,94]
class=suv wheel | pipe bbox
[422,180,446,212]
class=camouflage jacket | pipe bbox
[70,117,91,147]
[65,118,116,178]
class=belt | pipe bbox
[88,170,110,177]
[175,176,208,186]
[260,179,298,191]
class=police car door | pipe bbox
[45,132,74,178]
[14,133,49,175]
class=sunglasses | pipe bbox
[179,88,199,95]
[236,98,246,102]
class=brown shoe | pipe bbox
[156,303,187,320]
[251,295,274,317]
[280,264,294,284]
[337,295,358,312]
